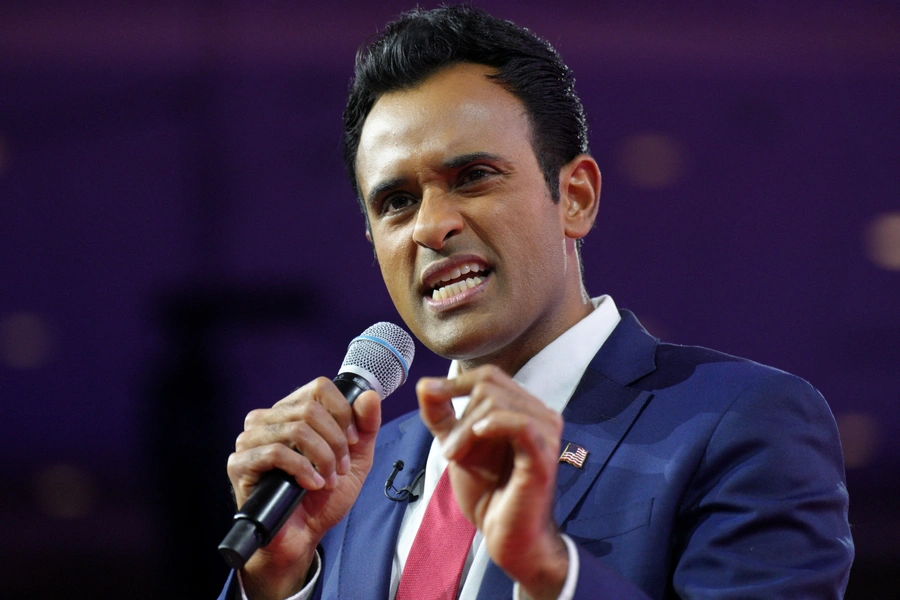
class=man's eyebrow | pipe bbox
[365,153,505,206]
[365,176,407,207]
[442,152,504,170]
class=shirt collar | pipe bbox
[449,295,621,416]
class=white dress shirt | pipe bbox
[240,295,621,600]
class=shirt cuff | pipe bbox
[512,533,580,600]
[235,550,322,600]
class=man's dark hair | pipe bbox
[342,4,589,218]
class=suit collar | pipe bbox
[587,309,658,387]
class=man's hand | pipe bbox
[416,365,569,600]
[226,378,382,600]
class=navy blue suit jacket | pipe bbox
[221,310,853,599]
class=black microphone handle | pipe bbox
[218,373,373,570]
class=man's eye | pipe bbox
[382,195,415,214]
[460,167,494,185]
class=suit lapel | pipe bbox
[554,310,657,525]
[335,412,433,599]
[475,379,654,599]
[555,385,653,524]
[475,311,659,597]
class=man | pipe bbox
[220,5,853,599]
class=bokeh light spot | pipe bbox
[33,463,96,519]
[0,312,57,369]
[865,212,900,270]
[617,132,689,190]
[835,412,882,469]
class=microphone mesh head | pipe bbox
[339,322,415,399]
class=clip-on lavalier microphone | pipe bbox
[384,460,425,502]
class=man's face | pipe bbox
[355,63,587,373]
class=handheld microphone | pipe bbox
[218,322,415,569]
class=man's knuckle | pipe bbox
[296,401,317,419]
[287,420,311,442]
[310,377,333,395]
[259,444,283,463]
[234,431,251,452]
[244,408,265,429]
[226,452,240,472]
[483,365,504,382]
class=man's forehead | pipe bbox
[355,64,530,185]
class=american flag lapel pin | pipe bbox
[559,442,588,468]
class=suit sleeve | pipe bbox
[572,372,853,599]
[570,544,653,600]
[669,372,853,598]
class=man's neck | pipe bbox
[457,296,595,376]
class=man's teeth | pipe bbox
[432,276,484,300]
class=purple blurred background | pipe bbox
[1,1,897,597]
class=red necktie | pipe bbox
[395,468,477,600]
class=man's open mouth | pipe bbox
[430,262,489,300]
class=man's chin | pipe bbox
[416,323,508,364]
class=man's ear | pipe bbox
[559,154,601,240]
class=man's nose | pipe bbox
[412,191,463,250]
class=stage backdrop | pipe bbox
[0,1,897,597]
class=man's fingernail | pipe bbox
[312,472,326,488]
[346,423,359,444]
[326,472,339,490]
[340,454,351,474]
